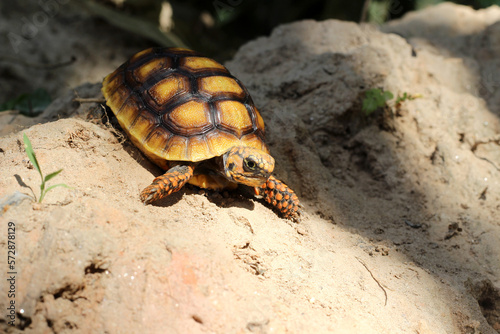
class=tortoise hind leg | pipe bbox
[140,165,194,205]
[255,176,300,219]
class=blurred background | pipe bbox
[0,0,499,118]
[80,0,500,59]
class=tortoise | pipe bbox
[101,47,299,218]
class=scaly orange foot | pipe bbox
[140,165,194,205]
[256,176,300,219]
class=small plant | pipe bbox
[362,88,394,116]
[394,92,422,108]
[1,88,51,117]
[23,133,70,203]
[362,88,422,115]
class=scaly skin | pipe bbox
[255,176,300,219]
[223,146,274,187]
[140,165,194,204]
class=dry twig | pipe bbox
[356,257,388,306]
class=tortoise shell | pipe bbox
[101,47,268,169]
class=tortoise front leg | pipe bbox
[140,165,194,205]
[255,176,300,219]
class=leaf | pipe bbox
[1,89,51,117]
[23,133,42,177]
[80,0,188,48]
[44,183,71,193]
[382,90,394,101]
[39,183,71,203]
[362,98,378,115]
[44,169,63,183]
[362,88,394,115]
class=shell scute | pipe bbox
[148,74,189,107]
[129,48,154,63]
[133,57,171,83]
[206,130,240,157]
[164,135,189,161]
[115,96,144,130]
[129,110,159,143]
[181,57,228,73]
[186,135,211,161]
[166,100,213,136]
[198,76,244,98]
[216,100,253,136]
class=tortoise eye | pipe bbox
[244,159,257,170]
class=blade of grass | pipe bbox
[23,133,42,178]
[39,181,45,203]
[39,183,70,203]
[22,133,70,203]
[44,169,63,183]
[44,183,71,192]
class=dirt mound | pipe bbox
[1,3,500,333]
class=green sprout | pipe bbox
[23,133,70,203]
[394,92,422,108]
[362,88,394,116]
[362,88,422,115]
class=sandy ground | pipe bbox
[1,2,500,333]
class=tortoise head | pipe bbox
[223,146,275,187]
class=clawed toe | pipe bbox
[141,192,156,205]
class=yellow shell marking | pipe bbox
[217,100,252,134]
[129,111,158,142]
[182,57,227,71]
[117,98,142,130]
[102,72,122,96]
[206,130,240,156]
[255,109,265,132]
[241,133,269,153]
[129,48,153,62]
[134,58,169,82]
[149,75,187,106]
[146,127,171,150]
[102,75,127,112]
[165,136,188,161]
[167,100,209,130]
[186,136,211,161]
[199,76,243,96]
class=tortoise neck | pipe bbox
[218,152,232,181]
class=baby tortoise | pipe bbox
[102,47,299,219]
